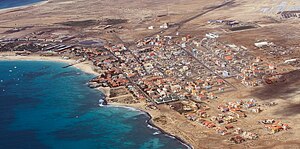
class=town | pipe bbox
[0,27,296,144]
[0,0,299,148]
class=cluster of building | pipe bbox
[207,19,258,32]
[207,19,240,26]
[255,41,295,58]
[187,37,281,87]
[0,38,75,56]
[79,9,296,146]
[229,128,259,144]
[134,35,233,103]
[0,32,288,104]
[0,39,42,53]
[228,128,259,144]
[86,34,236,105]
[0,32,286,103]
[218,99,261,113]
[259,119,290,134]
[76,45,147,101]
[171,98,289,144]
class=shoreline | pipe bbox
[0,54,194,149]
[0,0,49,13]
[145,112,193,149]
[0,53,98,76]
[107,103,194,149]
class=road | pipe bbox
[105,47,154,102]
[147,0,235,38]
[178,44,237,90]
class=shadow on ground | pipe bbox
[251,69,300,116]
[251,70,300,100]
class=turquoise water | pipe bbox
[0,0,43,9]
[0,61,188,149]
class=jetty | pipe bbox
[62,58,86,68]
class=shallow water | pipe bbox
[0,61,188,149]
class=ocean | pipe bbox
[0,0,43,9]
[0,61,188,149]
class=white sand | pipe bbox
[0,53,99,75]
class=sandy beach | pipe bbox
[0,53,98,76]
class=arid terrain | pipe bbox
[0,0,299,148]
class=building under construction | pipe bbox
[279,11,300,18]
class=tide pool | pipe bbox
[0,61,188,149]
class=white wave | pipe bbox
[147,124,159,130]
[165,134,176,139]
[99,103,193,149]
[107,105,144,113]
[164,134,193,149]
[182,143,193,149]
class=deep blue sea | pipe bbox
[0,0,43,9]
[0,61,188,149]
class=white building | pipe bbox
[254,42,269,48]
[160,23,169,29]
[205,33,219,39]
